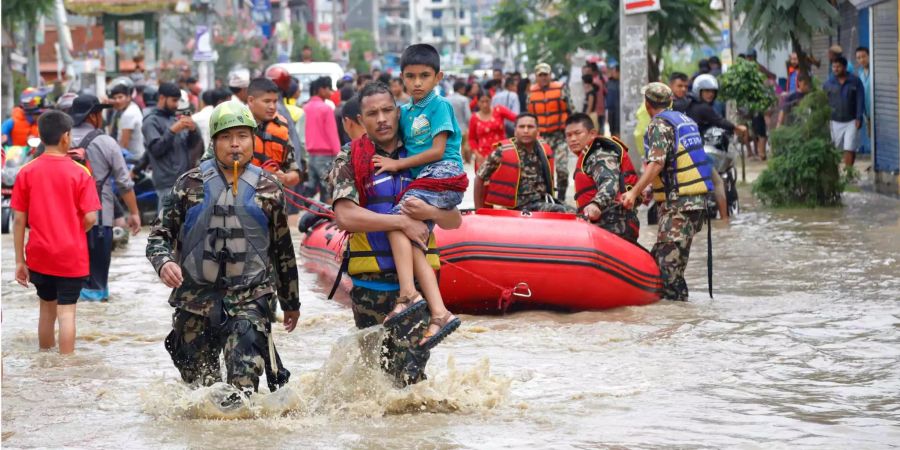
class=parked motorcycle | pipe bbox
[2,138,42,234]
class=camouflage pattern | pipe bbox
[328,142,433,387]
[644,116,707,211]
[349,272,431,387]
[148,162,300,393]
[643,82,674,105]
[542,131,570,202]
[164,297,289,395]
[651,205,705,301]
[580,142,640,243]
[477,139,574,213]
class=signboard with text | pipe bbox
[624,0,660,15]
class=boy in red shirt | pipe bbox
[12,110,100,354]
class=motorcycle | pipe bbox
[702,127,739,219]
[2,138,42,234]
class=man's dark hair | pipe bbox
[708,56,721,66]
[378,73,392,85]
[504,77,517,89]
[38,110,73,145]
[798,74,812,85]
[834,56,849,68]
[201,90,216,107]
[565,112,595,130]
[515,113,538,126]
[669,72,689,83]
[453,80,466,92]
[214,88,231,105]
[400,43,440,72]
[484,79,500,91]
[340,85,356,101]
[856,46,869,55]
[356,74,373,87]
[287,77,300,98]
[186,77,198,85]
[303,45,312,51]
[341,96,362,123]
[581,74,594,86]
[587,62,600,73]
[310,76,332,96]
[358,81,393,104]
[229,86,242,95]
[248,77,279,97]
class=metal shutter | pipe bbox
[873,0,899,173]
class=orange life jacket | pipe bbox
[252,114,291,172]
[10,107,40,146]
[484,138,555,208]
[527,82,568,133]
[574,136,638,212]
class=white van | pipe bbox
[268,62,345,104]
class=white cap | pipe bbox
[228,68,251,88]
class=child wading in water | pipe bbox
[371,44,468,349]
[12,110,100,354]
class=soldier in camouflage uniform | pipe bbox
[527,63,573,203]
[147,102,301,396]
[474,114,575,213]
[329,83,463,386]
[623,83,710,301]
[564,113,640,243]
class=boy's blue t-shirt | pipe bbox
[400,90,464,177]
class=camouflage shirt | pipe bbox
[580,139,622,211]
[477,139,555,208]
[146,166,301,318]
[644,115,706,211]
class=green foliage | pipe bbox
[753,88,845,207]
[293,25,332,62]
[212,13,272,79]
[647,0,717,81]
[345,29,376,74]
[2,0,54,32]
[718,59,776,114]
[735,0,837,53]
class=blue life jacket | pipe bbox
[646,110,714,202]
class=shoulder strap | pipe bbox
[78,129,104,151]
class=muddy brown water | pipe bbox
[2,184,899,449]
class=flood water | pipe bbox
[2,179,899,448]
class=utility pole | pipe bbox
[618,1,649,169]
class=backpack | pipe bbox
[67,129,104,174]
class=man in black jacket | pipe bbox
[684,74,747,138]
[142,82,202,211]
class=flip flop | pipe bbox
[418,312,461,350]
[383,293,427,329]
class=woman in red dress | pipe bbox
[468,93,518,169]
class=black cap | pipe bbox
[158,82,181,98]
[69,94,111,126]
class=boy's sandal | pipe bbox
[418,312,461,350]
[383,293,427,329]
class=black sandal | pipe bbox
[418,312,461,350]
[383,293,426,328]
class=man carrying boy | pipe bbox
[13,111,100,354]
[366,44,468,349]
[146,101,300,397]
[331,81,463,385]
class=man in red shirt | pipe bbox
[12,110,100,354]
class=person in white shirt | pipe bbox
[491,77,520,137]
[191,89,229,150]
[108,77,145,158]
[228,68,251,104]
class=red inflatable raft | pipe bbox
[300,209,662,314]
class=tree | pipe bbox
[735,0,838,76]
[292,24,331,62]
[345,29,376,74]
[2,0,55,117]
[647,0,717,81]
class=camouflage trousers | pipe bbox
[164,297,289,395]
[543,131,569,202]
[519,201,576,214]
[595,205,640,244]
[651,205,705,301]
[349,272,431,387]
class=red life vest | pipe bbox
[574,136,638,212]
[252,114,291,172]
[10,107,40,146]
[527,82,568,134]
[484,138,555,208]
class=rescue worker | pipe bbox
[622,83,713,302]
[564,113,640,243]
[264,66,307,170]
[474,113,575,213]
[330,82,462,386]
[246,78,302,187]
[526,63,572,203]
[146,101,301,399]
[2,87,50,146]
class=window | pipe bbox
[432,27,443,38]
[432,9,443,19]
[460,27,466,36]
[459,9,465,18]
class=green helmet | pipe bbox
[209,101,257,137]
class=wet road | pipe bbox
[2,180,899,448]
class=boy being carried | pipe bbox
[12,110,100,354]
[368,44,467,349]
